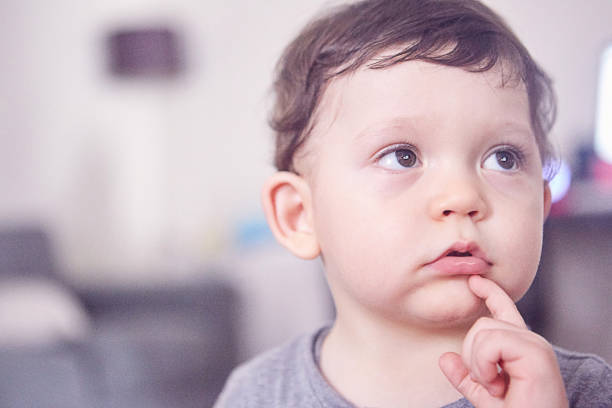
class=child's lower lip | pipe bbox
[427,256,490,275]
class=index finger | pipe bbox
[468,275,526,328]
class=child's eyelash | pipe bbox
[489,143,528,166]
[374,143,419,160]
[372,142,531,167]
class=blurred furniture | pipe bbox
[0,226,238,408]
[0,226,58,281]
[0,343,90,408]
[540,213,612,361]
[0,226,88,347]
[518,213,612,362]
[76,281,237,408]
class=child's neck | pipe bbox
[320,314,470,407]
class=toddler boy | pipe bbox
[215,0,612,406]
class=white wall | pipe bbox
[1,0,611,283]
[0,0,333,283]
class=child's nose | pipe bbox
[427,179,487,222]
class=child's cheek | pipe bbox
[364,169,423,199]
[483,171,544,202]
[483,172,544,302]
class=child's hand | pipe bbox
[439,275,568,408]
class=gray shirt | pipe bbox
[215,326,612,407]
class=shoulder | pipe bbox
[554,346,612,407]
[213,328,327,408]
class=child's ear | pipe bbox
[543,181,552,219]
[261,171,320,260]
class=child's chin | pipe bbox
[417,301,485,329]
[405,281,485,328]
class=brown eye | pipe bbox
[395,149,417,167]
[495,151,516,170]
[377,145,420,170]
[483,148,521,171]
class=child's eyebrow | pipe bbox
[353,116,420,142]
[488,122,534,139]
[349,113,537,156]
[353,118,534,141]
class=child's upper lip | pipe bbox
[428,241,492,265]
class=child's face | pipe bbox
[301,60,550,328]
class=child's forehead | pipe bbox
[293,59,532,175]
[315,60,528,130]
[354,55,523,94]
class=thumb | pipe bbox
[439,352,497,407]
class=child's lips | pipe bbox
[427,255,491,275]
[426,242,492,275]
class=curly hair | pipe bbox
[270,0,556,176]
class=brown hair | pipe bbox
[270,0,557,176]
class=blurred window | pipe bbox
[595,44,612,163]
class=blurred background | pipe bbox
[0,0,611,407]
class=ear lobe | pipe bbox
[543,181,552,220]
[261,172,320,260]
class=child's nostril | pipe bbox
[443,210,452,216]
